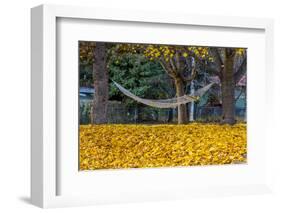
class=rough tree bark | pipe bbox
[221,48,236,124]
[92,42,108,124]
[175,77,188,124]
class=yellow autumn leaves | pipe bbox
[79,123,246,170]
[143,45,210,62]
[114,43,213,62]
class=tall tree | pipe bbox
[209,48,246,124]
[92,42,108,124]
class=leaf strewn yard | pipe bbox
[79,123,246,170]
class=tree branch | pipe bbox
[208,48,224,79]
[234,57,246,84]
[159,58,177,78]
[179,67,197,83]
[175,52,181,70]
[169,58,177,71]
[235,87,245,102]
[210,48,223,66]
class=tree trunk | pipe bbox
[221,48,235,124]
[92,42,108,124]
[167,108,173,122]
[175,78,188,124]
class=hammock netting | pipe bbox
[113,81,214,109]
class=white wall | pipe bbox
[0,0,280,212]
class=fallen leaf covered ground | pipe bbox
[79,123,247,170]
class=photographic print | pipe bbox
[79,42,247,170]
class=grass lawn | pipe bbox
[79,123,246,170]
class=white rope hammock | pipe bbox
[113,81,214,109]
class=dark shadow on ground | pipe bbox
[18,196,31,205]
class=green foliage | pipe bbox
[79,64,93,87]
[108,53,174,106]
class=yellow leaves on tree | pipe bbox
[113,43,213,63]
[143,45,211,62]
[79,123,247,170]
[236,48,246,56]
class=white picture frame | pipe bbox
[31,4,274,208]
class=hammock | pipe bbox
[112,81,214,109]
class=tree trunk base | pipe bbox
[175,78,188,124]
[221,118,236,125]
